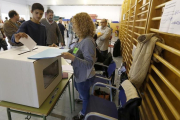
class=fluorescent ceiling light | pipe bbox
[52,0,57,5]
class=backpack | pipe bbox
[113,39,121,57]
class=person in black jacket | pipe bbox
[58,18,65,45]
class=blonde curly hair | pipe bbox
[72,12,95,38]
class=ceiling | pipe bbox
[2,0,123,6]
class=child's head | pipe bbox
[31,3,44,22]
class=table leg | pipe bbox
[7,108,12,120]
[72,75,75,111]
[43,116,46,120]
[68,82,72,113]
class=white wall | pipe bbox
[50,6,121,21]
[0,0,30,21]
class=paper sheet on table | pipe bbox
[65,59,72,64]
[28,49,69,60]
[62,65,74,73]
[19,35,37,51]
[168,1,180,34]
[159,0,177,32]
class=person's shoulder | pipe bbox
[83,36,95,45]
[20,20,31,26]
[106,26,111,30]
[3,20,11,27]
[40,23,46,28]
[41,18,46,21]
[40,18,46,23]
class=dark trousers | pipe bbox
[74,76,95,115]
[0,45,7,51]
[62,35,65,45]
[101,50,108,58]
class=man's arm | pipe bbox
[3,23,17,40]
[11,22,27,43]
[99,28,111,41]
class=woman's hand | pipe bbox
[15,32,28,43]
[49,43,58,47]
[61,52,75,61]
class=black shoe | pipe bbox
[75,99,83,104]
[72,113,84,120]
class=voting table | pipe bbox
[0,58,75,120]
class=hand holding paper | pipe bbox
[19,35,37,51]
[61,52,75,61]
[15,32,28,43]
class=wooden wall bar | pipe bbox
[119,0,180,119]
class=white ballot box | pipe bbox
[0,46,62,108]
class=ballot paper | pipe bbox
[159,0,177,32]
[28,48,69,60]
[168,1,180,34]
[19,35,37,51]
[62,65,74,73]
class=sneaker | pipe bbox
[72,113,84,120]
[74,99,83,104]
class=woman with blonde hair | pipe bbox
[61,12,96,120]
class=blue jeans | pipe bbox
[74,76,95,115]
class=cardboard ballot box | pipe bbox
[0,46,62,108]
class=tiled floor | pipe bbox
[0,32,122,120]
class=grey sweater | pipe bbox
[41,18,63,44]
[69,36,96,83]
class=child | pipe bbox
[11,3,47,46]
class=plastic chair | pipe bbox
[93,61,116,101]
[85,80,142,120]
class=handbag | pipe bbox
[94,88,110,101]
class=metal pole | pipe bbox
[43,116,46,120]
[68,81,72,113]
[7,108,12,120]
[72,75,75,111]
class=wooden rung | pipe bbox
[133,38,138,43]
[151,65,180,101]
[150,28,180,37]
[153,53,180,78]
[132,11,135,14]
[130,15,134,18]
[129,21,133,22]
[129,25,133,27]
[156,42,180,57]
[131,4,136,9]
[127,38,131,42]
[128,30,132,32]
[146,81,169,120]
[137,10,148,16]
[155,1,169,9]
[144,93,159,120]
[127,34,131,38]
[135,26,145,29]
[148,75,180,119]
[152,17,161,21]
[134,32,141,36]
[138,0,142,3]
[135,19,146,22]
[139,2,150,10]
